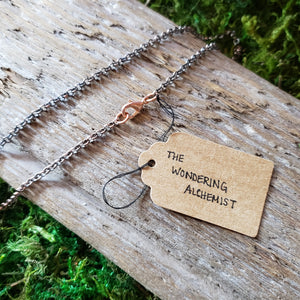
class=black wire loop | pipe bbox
[102,95,175,209]
[102,162,150,209]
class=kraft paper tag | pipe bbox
[138,132,274,237]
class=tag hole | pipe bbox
[148,159,156,167]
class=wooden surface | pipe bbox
[0,0,299,299]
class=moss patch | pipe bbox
[0,190,157,299]
[142,0,300,98]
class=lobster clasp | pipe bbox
[122,100,144,119]
[114,100,144,125]
[114,92,157,125]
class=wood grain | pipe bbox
[0,0,299,299]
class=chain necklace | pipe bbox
[0,26,239,210]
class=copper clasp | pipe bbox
[114,92,157,125]
[122,100,144,119]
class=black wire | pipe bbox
[102,162,149,209]
[102,95,175,209]
[157,95,175,142]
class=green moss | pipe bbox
[0,195,156,299]
[142,0,300,99]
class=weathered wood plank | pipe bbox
[0,0,299,299]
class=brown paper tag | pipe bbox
[138,132,274,237]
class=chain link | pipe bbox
[0,26,189,151]
[0,26,240,210]
[0,122,116,210]
[0,25,241,150]
[156,42,216,93]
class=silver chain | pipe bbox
[2,122,116,210]
[0,26,240,210]
[0,26,188,150]
[155,42,216,93]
